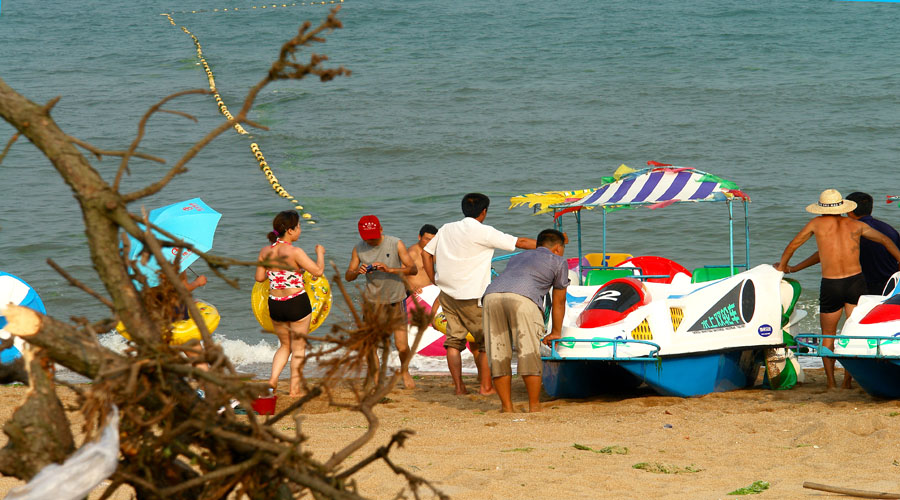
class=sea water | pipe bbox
[2,0,899,379]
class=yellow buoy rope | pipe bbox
[163,8,333,223]
[164,1,342,16]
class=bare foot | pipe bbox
[479,387,496,396]
[529,404,542,413]
[841,380,853,389]
[288,392,305,398]
[454,386,469,395]
[402,373,416,389]
[500,406,516,413]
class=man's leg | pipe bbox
[439,292,471,394]
[820,309,842,389]
[472,348,495,395]
[840,303,857,389]
[393,324,416,389]
[483,294,511,406]
[493,375,514,412]
[523,375,542,413]
[446,347,467,394]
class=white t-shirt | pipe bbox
[423,217,518,300]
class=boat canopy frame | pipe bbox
[537,166,752,285]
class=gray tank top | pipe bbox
[355,235,406,304]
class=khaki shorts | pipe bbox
[482,292,545,377]
[438,291,484,352]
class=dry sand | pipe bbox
[1,368,899,499]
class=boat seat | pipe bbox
[584,252,633,268]
[584,268,636,286]
[690,267,738,283]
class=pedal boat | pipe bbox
[797,272,900,399]
[510,163,801,397]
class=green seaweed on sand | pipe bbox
[728,480,770,495]
[501,447,535,453]
[632,462,702,474]
[572,443,629,454]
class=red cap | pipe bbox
[358,215,382,240]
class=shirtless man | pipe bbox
[407,224,438,295]
[777,189,900,389]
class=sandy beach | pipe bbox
[1,367,898,499]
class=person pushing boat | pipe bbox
[422,193,537,396]
[776,189,900,389]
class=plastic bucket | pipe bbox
[251,395,277,415]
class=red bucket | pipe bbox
[251,395,277,415]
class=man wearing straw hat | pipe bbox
[777,189,900,389]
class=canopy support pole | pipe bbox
[744,201,750,271]
[577,210,584,285]
[602,208,607,261]
[728,200,735,276]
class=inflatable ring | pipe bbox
[251,272,332,333]
[432,311,475,342]
[1,271,46,363]
[117,301,220,345]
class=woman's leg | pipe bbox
[269,321,292,390]
[288,314,312,397]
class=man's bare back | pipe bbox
[807,216,863,279]
[778,215,900,279]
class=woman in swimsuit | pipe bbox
[255,210,325,397]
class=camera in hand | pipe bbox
[365,264,375,273]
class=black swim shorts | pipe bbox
[819,273,867,314]
[268,292,312,323]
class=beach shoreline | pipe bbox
[1,367,898,499]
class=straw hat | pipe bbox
[806,189,857,214]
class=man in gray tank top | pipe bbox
[345,215,419,389]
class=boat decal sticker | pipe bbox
[757,324,773,337]
[688,281,748,333]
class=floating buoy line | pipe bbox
[161,4,342,223]
[165,1,342,16]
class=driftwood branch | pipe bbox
[803,482,900,499]
[0,7,447,499]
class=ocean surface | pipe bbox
[2,0,899,380]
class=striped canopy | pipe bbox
[553,166,749,211]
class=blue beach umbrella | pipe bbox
[0,271,47,363]
[127,198,221,287]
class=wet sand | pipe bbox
[1,368,898,499]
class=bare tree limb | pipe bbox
[68,134,166,164]
[47,258,115,310]
[0,132,19,164]
[113,88,208,191]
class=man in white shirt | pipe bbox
[423,193,537,395]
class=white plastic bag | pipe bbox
[6,406,119,500]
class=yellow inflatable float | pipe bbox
[117,301,220,345]
[432,311,475,342]
[251,272,331,333]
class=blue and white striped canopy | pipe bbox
[553,167,748,209]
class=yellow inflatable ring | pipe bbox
[117,301,220,345]
[432,311,475,342]
[251,272,332,333]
